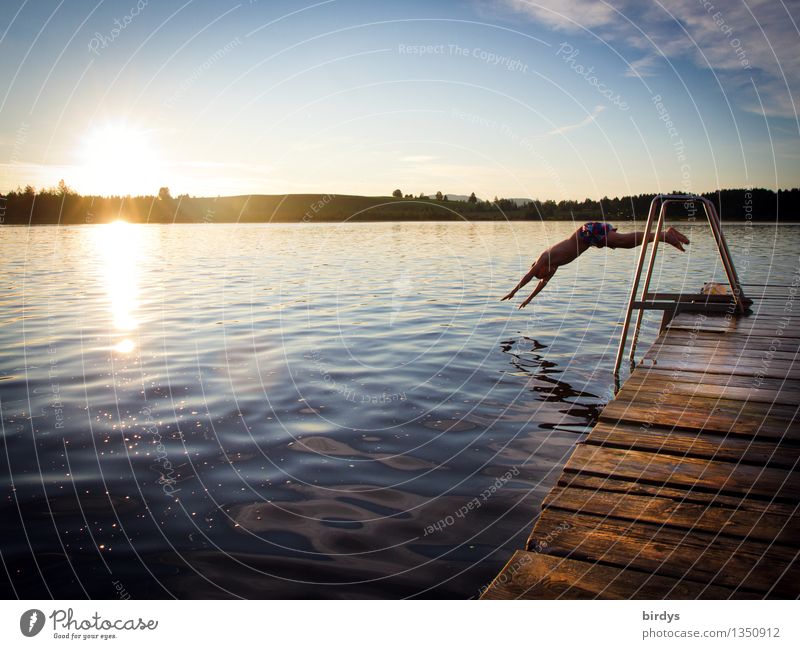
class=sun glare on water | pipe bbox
[91,219,144,354]
[78,123,162,196]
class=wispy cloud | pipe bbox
[499,0,799,118]
[624,53,660,78]
[546,105,606,136]
[499,0,620,30]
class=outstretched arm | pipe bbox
[501,265,539,301]
[502,235,580,304]
[518,268,556,308]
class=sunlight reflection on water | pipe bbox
[91,220,143,352]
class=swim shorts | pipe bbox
[578,221,617,248]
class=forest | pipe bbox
[1,182,797,224]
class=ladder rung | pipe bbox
[631,301,739,312]
[643,292,738,302]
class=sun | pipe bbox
[78,123,163,196]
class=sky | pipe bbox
[0,0,798,200]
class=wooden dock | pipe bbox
[481,284,800,599]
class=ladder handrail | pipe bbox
[613,198,659,380]
[613,194,746,380]
[628,198,668,364]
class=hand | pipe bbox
[665,227,690,252]
[517,276,550,309]
[501,290,516,301]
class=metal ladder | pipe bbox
[613,194,748,382]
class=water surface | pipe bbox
[1,220,795,598]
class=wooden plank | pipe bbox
[610,386,800,422]
[558,472,800,515]
[746,308,799,317]
[643,346,799,364]
[686,321,800,334]
[670,329,800,339]
[666,323,731,333]
[654,340,800,358]
[647,344,799,362]
[563,444,800,501]
[599,404,799,442]
[665,321,800,336]
[746,286,795,293]
[660,331,800,349]
[619,376,800,406]
[637,360,800,381]
[602,395,800,441]
[739,317,800,328]
[668,324,800,338]
[650,347,800,364]
[669,311,800,324]
[479,551,744,600]
[542,485,800,545]
[665,319,800,332]
[628,366,800,391]
[586,420,800,469]
[668,312,800,330]
[645,346,800,365]
[652,343,800,359]
[530,510,800,597]
[643,349,800,370]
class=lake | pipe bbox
[1,220,796,598]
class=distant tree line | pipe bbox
[1,181,798,224]
[522,188,800,222]
[389,187,800,221]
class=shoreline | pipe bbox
[4,217,799,226]
[2,188,797,225]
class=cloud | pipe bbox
[624,53,660,78]
[500,0,620,30]
[546,104,606,136]
[498,0,799,118]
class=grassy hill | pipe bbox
[1,193,523,224]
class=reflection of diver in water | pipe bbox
[500,336,603,425]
